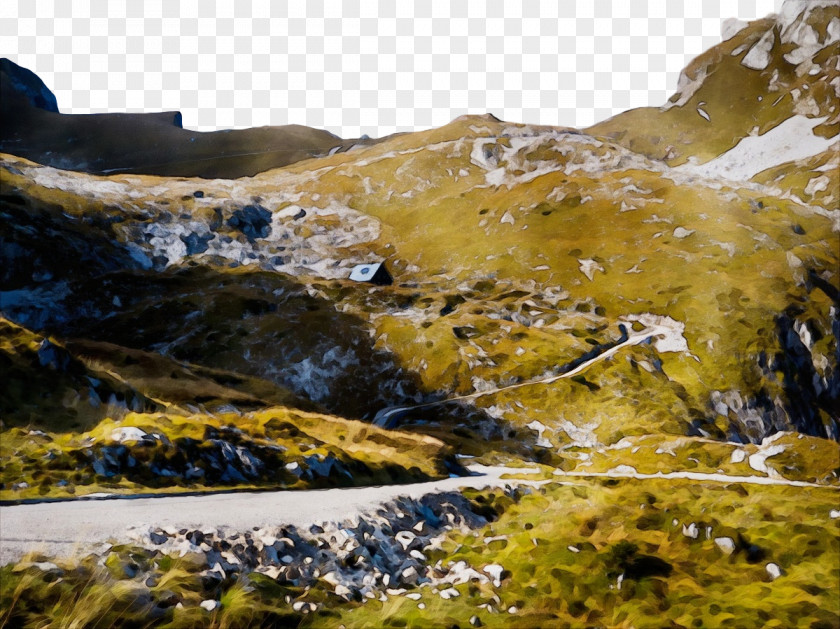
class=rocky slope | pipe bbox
[1,1,838,627]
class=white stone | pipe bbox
[714,537,736,555]
[395,530,416,550]
[730,449,746,464]
[766,563,782,580]
[200,600,219,611]
[609,465,638,475]
[440,587,460,599]
[830,510,840,519]
[742,29,774,70]
[673,227,695,239]
[682,523,699,539]
[110,427,147,443]
[334,584,352,597]
[483,564,504,587]
[748,444,786,474]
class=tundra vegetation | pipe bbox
[1,1,838,626]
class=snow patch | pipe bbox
[747,433,787,475]
[804,175,831,196]
[526,420,553,448]
[578,258,604,281]
[674,115,836,181]
[741,29,775,70]
[622,313,695,357]
[556,418,600,449]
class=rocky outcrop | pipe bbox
[0,58,58,112]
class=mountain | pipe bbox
[589,0,839,167]
[1,2,838,627]
[0,58,385,179]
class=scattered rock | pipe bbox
[227,205,272,241]
[199,599,219,612]
[682,522,699,539]
[111,427,147,443]
[292,601,316,613]
[439,587,460,599]
[149,531,168,545]
[714,537,736,555]
[766,563,782,580]
[483,563,504,587]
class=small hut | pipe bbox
[349,262,393,286]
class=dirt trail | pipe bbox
[374,321,674,427]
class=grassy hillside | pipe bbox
[0,1,838,626]
[588,3,839,166]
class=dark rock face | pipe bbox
[774,309,839,441]
[0,58,58,112]
[227,205,272,241]
[179,232,216,255]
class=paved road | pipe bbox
[0,465,541,565]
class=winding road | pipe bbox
[374,320,677,427]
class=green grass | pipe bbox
[0,407,456,502]
[332,480,840,629]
